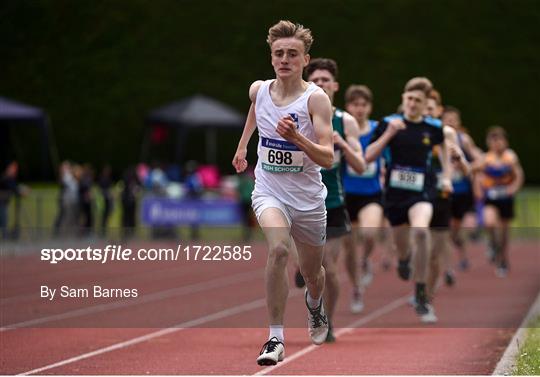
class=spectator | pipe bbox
[78,164,94,236]
[121,166,140,240]
[0,161,21,240]
[184,160,202,240]
[98,165,114,238]
[54,161,71,236]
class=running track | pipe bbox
[1,239,538,375]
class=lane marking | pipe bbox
[17,298,268,375]
[254,295,409,375]
[1,268,264,331]
[17,288,309,375]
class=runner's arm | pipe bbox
[338,112,366,174]
[506,150,524,196]
[462,133,484,162]
[365,119,404,162]
[232,81,262,173]
[439,126,456,192]
[278,89,333,169]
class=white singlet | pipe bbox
[253,79,327,211]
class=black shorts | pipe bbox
[384,195,427,227]
[326,205,352,239]
[485,198,515,220]
[451,192,474,220]
[430,196,451,230]
[345,192,383,222]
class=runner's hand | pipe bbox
[386,118,406,137]
[232,148,248,173]
[276,115,299,143]
[440,177,454,194]
[332,131,345,148]
[449,144,463,161]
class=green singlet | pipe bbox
[321,108,346,209]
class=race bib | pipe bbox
[486,186,509,200]
[452,170,464,182]
[348,161,377,178]
[260,137,304,173]
[389,166,425,191]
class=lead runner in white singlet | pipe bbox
[232,20,334,365]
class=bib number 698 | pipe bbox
[268,150,292,165]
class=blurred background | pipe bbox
[1,0,539,241]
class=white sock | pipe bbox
[306,291,322,309]
[269,325,284,342]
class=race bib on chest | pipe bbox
[348,161,377,178]
[389,166,425,192]
[486,186,509,200]
[260,137,304,173]
[452,170,464,182]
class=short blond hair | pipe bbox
[404,77,433,96]
[266,20,314,53]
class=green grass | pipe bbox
[514,315,540,376]
[5,183,257,241]
[5,184,540,242]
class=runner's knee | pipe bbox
[302,266,324,285]
[268,241,290,267]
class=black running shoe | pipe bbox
[415,284,429,315]
[415,298,429,315]
[257,337,285,366]
[397,257,411,281]
[444,270,456,286]
[295,268,305,288]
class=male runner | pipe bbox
[425,89,456,294]
[303,58,365,341]
[441,106,482,270]
[232,20,333,365]
[342,84,387,313]
[365,77,451,321]
[474,126,524,277]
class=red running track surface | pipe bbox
[1,240,538,375]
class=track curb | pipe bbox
[492,290,540,375]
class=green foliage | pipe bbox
[1,0,539,181]
[514,315,540,375]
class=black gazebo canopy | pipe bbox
[0,97,53,178]
[143,95,245,165]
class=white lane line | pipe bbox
[254,294,410,376]
[17,289,306,375]
[1,268,264,331]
